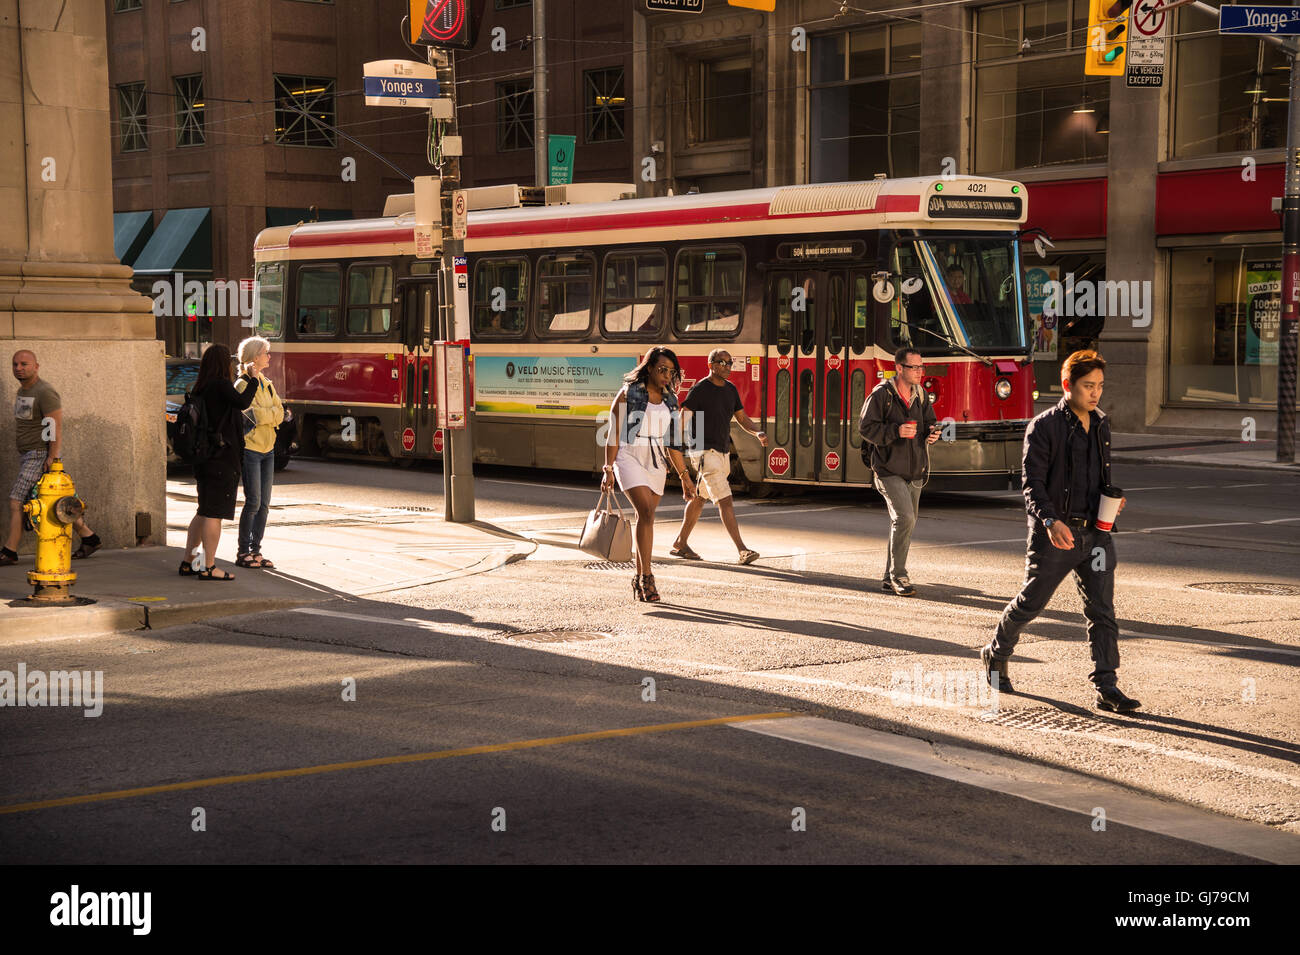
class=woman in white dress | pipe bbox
[602,347,696,602]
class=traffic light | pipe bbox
[1084,0,1132,76]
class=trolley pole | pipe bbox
[1279,26,1300,463]
[430,44,475,521]
[533,0,548,188]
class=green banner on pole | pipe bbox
[548,134,576,186]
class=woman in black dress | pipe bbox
[181,344,256,580]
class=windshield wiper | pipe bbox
[902,319,995,368]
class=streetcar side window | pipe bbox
[296,265,340,336]
[602,251,665,337]
[850,273,871,354]
[253,261,285,339]
[537,254,595,336]
[674,246,744,335]
[345,263,394,336]
[473,257,528,339]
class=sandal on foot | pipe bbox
[235,554,260,568]
[669,544,703,560]
[72,541,100,560]
[198,567,235,581]
[738,549,760,566]
[178,560,199,576]
[641,574,661,602]
[252,554,275,569]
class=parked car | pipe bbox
[165,356,297,470]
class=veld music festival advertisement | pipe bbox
[475,355,637,416]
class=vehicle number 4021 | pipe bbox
[967,183,987,193]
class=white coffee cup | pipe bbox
[1096,488,1123,532]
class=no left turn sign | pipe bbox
[1132,0,1168,38]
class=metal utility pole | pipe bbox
[533,0,548,188]
[429,44,475,521]
[1280,23,1299,462]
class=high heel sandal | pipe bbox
[641,574,661,603]
[633,575,645,601]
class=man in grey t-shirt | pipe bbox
[2,350,100,565]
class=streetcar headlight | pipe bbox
[995,378,1012,400]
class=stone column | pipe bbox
[1098,74,1164,433]
[0,0,164,550]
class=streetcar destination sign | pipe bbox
[1218,5,1300,35]
[927,195,1023,219]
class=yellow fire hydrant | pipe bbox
[21,461,86,604]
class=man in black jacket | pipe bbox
[979,350,1140,713]
[860,346,940,597]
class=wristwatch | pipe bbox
[1043,518,1056,529]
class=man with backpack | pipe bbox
[2,350,101,566]
[859,346,940,597]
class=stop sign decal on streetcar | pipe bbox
[768,447,790,475]
[402,428,416,452]
[825,451,840,470]
[433,429,444,453]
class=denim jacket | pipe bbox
[621,380,684,452]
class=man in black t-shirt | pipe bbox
[670,348,767,565]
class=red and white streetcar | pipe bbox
[252,175,1036,492]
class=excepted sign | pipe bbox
[767,447,790,476]
[1132,0,1168,36]
[645,0,703,12]
[452,254,470,341]
[452,189,468,240]
[1126,1,1167,87]
[548,134,576,186]
[363,60,451,115]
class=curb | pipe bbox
[1113,454,1300,474]
[0,597,147,644]
[144,596,325,631]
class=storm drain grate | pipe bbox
[980,707,1111,734]
[506,630,611,644]
[584,561,637,572]
[1188,581,1300,597]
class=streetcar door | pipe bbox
[768,270,819,482]
[396,276,438,458]
[818,272,850,483]
[844,271,875,485]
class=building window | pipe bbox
[174,74,205,147]
[974,0,1107,173]
[497,79,534,152]
[496,0,530,7]
[275,76,337,147]
[1173,13,1289,158]
[117,83,148,152]
[809,22,921,181]
[674,246,744,335]
[688,55,752,143]
[584,68,626,144]
[1169,247,1281,407]
[113,0,142,11]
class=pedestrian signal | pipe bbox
[1085,0,1131,76]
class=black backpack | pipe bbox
[859,384,894,467]
[173,390,216,464]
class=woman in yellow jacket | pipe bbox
[234,336,284,569]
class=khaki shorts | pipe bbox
[691,449,732,503]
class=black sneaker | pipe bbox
[979,644,1014,693]
[888,575,916,597]
[881,577,892,593]
[1096,685,1141,713]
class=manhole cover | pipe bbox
[584,561,636,572]
[981,706,1110,733]
[507,630,610,644]
[1188,582,1300,596]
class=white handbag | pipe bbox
[579,487,634,562]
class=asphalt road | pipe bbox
[3,457,1298,864]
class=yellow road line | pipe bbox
[0,712,794,816]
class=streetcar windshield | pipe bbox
[921,238,1026,351]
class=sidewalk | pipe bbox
[1109,433,1300,472]
[0,484,534,643]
